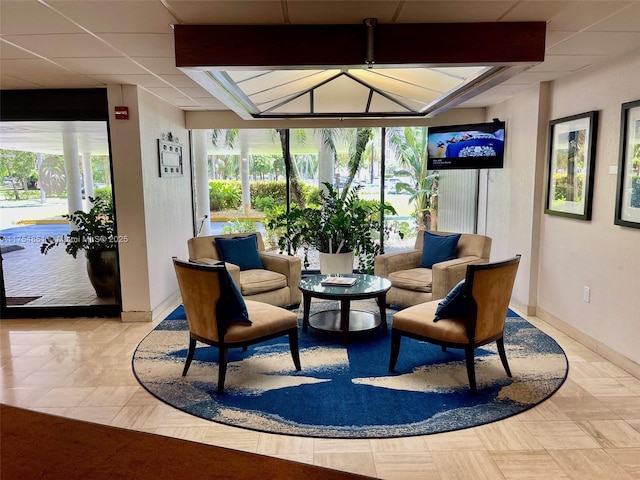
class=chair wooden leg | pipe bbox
[288,330,301,371]
[465,346,477,394]
[217,347,228,395]
[182,337,196,376]
[389,329,402,371]
[496,337,512,377]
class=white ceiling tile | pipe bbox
[87,74,169,88]
[0,76,44,89]
[158,74,202,88]
[395,1,515,23]
[145,87,194,100]
[545,1,631,32]
[133,57,183,75]
[191,97,229,109]
[586,2,640,32]
[530,54,609,72]
[1,58,77,77]
[3,34,120,58]
[98,34,175,58]
[170,98,200,108]
[501,1,569,22]
[502,71,572,84]
[287,1,399,24]
[166,1,286,24]
[547,31,640,56]
[47,0,176,33]
[545,30,580,49]
[179,87,217,98]
[0,41,40,60]
[457,93,510,108]
[0,0,83,35]
[55,57,150,75]
[26,74,105,88]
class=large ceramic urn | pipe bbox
[85,250,119,298]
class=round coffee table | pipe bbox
[298,274,392,344]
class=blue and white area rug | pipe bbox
[132,301,568,439]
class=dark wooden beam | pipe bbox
[174,22,546,69]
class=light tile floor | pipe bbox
[1,306,640,480]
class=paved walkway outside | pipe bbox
[2,202,413,309]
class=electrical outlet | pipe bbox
[583,286,591,303]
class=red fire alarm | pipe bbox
[114,106,129,120]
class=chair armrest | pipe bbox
[260,252,301,283]
[260,252,302,304]
[374,250,422,277]
[190,256,242,287]
[431,256,485,300]
[223,262,241,286]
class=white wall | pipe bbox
[108,85,193,321]
[484,51,640,367]
[484,83,549,311]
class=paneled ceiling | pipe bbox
[0,1,639,153]
[2,0,639,112]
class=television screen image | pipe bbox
[427,121,506,170]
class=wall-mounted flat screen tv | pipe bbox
[427,121,506,170]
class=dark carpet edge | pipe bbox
[1,404,374,480]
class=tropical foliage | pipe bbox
[0,149,37,199]
[387,127,439,229]
[267,183,400,273]
[40,196,118,258]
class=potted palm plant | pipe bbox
[41,196,120,298]
[267,183,400,273]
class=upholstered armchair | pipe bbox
[374,230,491,309]
[188,232,302,309]
[173,258,301,394]
[389,255,521,394]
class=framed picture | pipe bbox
[158,138,183,177]
[614,100,640,229]
[545,111,599,220]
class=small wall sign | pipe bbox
[114,106,129,120]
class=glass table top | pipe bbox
[299,274,391,296]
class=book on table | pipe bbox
[321,276,357,287]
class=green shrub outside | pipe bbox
[209,180,317,213]
[1,189,42,200]
[209,180,241,210]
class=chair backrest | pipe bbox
[465,255,520,342]
[173,258,228,342]
[187,232,266,262]
[413,231,492,261]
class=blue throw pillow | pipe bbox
[434,280,468,321]
[215,234,263,271]
[420,231,461,268]
[215,262,251,325]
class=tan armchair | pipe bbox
[173,258,301,394]
[374,231,491,308]
[389,255,521,394]
[188,232,302,309]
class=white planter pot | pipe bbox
[319,251,354,274]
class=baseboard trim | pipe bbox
[510,299,536,317]
[121,311,152,322]
[151,291,181,322]
[536,306,640,379]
